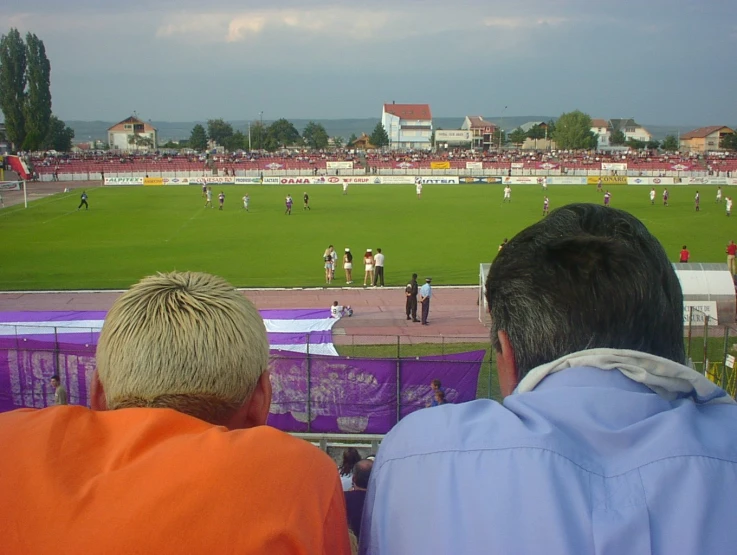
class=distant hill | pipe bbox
[66,117,723,144]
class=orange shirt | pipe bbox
[0,407,351,555]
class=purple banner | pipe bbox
[0,342,484,434]
[267,350,485,434]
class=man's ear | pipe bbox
[90,370,108,411]
[496,330,520,398]
[226,371,272,430]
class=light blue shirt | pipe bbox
[419,283,431,299]
[360,366,737,554]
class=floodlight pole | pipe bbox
[23,181,27,208]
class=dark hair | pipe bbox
[340,447,361,476]
[486,204,684,380]
[51,374,60,381]
[377,248,382,253]
[346,252,353,262]
[412,273,417,279]
[431,379,441,388]
[435,390,446,401]
[352,459,374,489]
[682,245,687,250]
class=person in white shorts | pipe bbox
[343,248,353,284]
[503,186,511,203]
[542,177,548,190]
[649,188,656,205]
[727,197,733,217]
[717,187,723,203]
[242,194,249,211]
[343,182,348,195]
[416,182,423,199]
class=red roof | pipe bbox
[591,119,608,128]
[680,126,734,140]
[383,103,432,120]
[466,116,493,129]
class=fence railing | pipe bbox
[684,307,737,397]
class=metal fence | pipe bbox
[685,307,737,398]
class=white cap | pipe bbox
[345,248,350,252]
[367,249,372,252]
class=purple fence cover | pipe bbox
[267,350,485,433]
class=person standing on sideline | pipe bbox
[405,273,419,322]
[205,187,213,208]
[218,191,225,210]
[242,193,249,211]
[50,375,68,405]
[77,191,89,211]
[343,248,353,284]
[363,249,375,287]
[360,204,737,555]
[680,245,690,263]
[727,240,737,274]
[695,191,700,212]
[503,185,511,203]
[285,194,293,215]
[650,188,656,205]
[663,188,669,206]
[717,187,723,203]
[419,277,432,325]
[373,248,385,287]
[416,180,423,199]
[323,246,334,284]
[303,192,311,210]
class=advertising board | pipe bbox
[326,161,354,170]
[587,176,628,185]
[234,177,262,184]
[602,163,628,171]
[459,177,503,184]
[430,161,451,169]
[104,177,143,185]
[466,162,483,170]
[503,176,543,185]
[418,176,460,184]
[684,301,719,326]
[189,177,236,185]
[435,130,472,142]
[162,177,191,185]
[143,177,164,186]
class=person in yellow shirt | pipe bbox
[0,271,351,555]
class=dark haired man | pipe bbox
[405,273,419,322]
[345,459,373,539]
[50,375,67,405]
[361,204,737,554]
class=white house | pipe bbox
[609,118,652,143]
[461,116,497,150]
[591,118,611,148]
[107,116,158,152]
[381,103,433,150]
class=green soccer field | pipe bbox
[0,183,732,290]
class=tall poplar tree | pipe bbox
[0,29,28,149]
[23,32,52,150]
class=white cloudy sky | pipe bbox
[3,0,736,124]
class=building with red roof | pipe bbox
[679,126,734,153]
[381,102,433,150]
[107,115,158,152]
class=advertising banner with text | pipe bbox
[545,177,588,185]
[628,177,675,186]
[503,176,543,185]
[459,177,503,184]
[587,176,628,185]
[0,181,22,191]
[435,130,472,142]
[162,177,191,185]
[104,177,143,185]
[326,161,354,170]
[430,161,451,170]
[466,161,483,170]
[189,177,236,185]
[602,163,628,171]
[234,177,263,184]
[419,176,460,184]
[143,177,164,186]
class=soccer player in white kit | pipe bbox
[503,186,512,203]
[649,188,656,205]
[416,182,423,199]
[727,197,733,216]
[343,182,348,195]
[542,176,548,190]
[242,194,249,211]
[717,187,723,203]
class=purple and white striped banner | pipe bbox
[0,309,339,356]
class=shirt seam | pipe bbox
[376,447,737,479]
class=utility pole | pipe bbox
[259,111,264,151]
[499,106,508,150]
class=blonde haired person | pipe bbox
[0,272,351,555]
[363,249,375,287]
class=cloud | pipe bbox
[482,16,569,29]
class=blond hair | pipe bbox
[96,272,268,424]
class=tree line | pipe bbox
[175,119,392,152]
[0,28,75,152]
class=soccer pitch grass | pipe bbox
[0,183,732,290]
